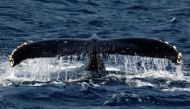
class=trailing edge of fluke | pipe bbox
[9,36,182,68]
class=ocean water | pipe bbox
[0,0,190,109]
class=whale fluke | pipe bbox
[9,38,91,67]
[9,36,182,68]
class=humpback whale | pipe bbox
[9,36,182,77]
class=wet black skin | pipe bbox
[9,36,182,78]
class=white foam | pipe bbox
[106,67,121,72]
[126,79,155,87]
[126,70,184,81]
[162,87,190,92]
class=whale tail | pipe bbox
[9,37,182,70]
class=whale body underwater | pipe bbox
[9,36,182,78]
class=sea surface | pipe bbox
[0,0,190,109]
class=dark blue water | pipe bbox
[1,0,190,109]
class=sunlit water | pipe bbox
[1,0,190,109]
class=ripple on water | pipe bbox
[0,0,190,108]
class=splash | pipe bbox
[0,55,86,85]
[0,54,188,88]
[105,55,183,76]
